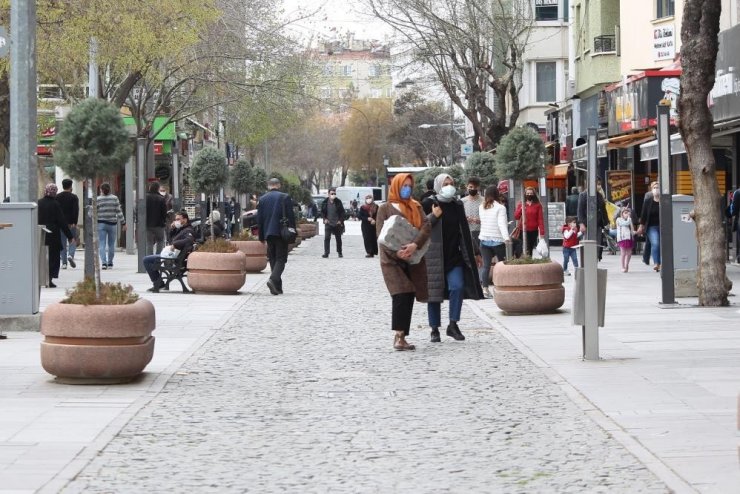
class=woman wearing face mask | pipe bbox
[358,194,379,257]
[637,181,662,271]
[376,174,431,351]
[421,173,483,343]
[514,186,545,257]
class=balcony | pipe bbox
[593,35,616,54]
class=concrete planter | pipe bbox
[40,298,156,384]
[297,223,317,239]
[231,240,268,273]
[492,261,565,314]
[187,251,247,294]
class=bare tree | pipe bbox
[366,0,533,150]
[677,0,728,306]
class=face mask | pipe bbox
[440,185,456,199]
[173,221,182,229]
[526,194,534,200]
[400,185,413,200]
[365,198,373,204]
[467,189,478,196]
[652,188,660,196]
[159,191,166,196]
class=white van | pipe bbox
[334,186,385,207]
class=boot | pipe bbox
[446,321,465,341]
[393,331,416,351]
[430,327,441,343]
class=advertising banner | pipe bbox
[606,170,633,207]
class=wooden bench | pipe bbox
[157,244,195,293]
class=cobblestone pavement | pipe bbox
[64,234,668,493]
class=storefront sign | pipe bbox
[606,170,633,206]
[653,25,675,61]
[37,144,53,156]
[535,0,558,5]
[606,71,681,135]
[154,142,163,155]
[547,202,565,240]
[710,24,740,123]
[572,140,608,162]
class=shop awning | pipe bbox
[122,116,176,141]
[607,129,656,150]
[552,163,569,178]
[639,133,686,161]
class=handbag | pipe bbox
[280,194,297,243]
[510,221,522,240]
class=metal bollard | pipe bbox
[581,240,600,360]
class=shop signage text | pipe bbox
[653,25,675,61]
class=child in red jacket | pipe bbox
[562,216,581,276]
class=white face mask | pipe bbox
[173,221,182,229]
[439,185,456,199]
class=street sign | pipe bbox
[0,27,8,58]
[461,143,473,156]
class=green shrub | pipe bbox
[62,278,139,305]
[198,238,239,253]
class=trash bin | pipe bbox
[672,194,697,270]
[0,203,41,315]
[572,267,607,327]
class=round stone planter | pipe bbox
[297,223,317,239]
[187,251,247,294]
[40,298,156,384]
[492,261,565,314]
[230,240,268,273]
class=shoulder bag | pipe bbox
[280,194,297,243]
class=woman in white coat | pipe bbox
[478,185,510,298]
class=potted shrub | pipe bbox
[230,229,268,273]
[492,126,564,314]
[187,238,247,294]
[42,99,155,383]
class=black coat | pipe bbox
[146,192,168,228]
[37,196,73,252]
[55,190,79,225]
[421,197,483,303]
[577,191,609,230]
[321,198,345,224]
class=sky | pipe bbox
[281,0,394,46]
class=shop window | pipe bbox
[535,0,559,21]
[656,0,674,18]
[342,65,352,76]
[536,62,557,102]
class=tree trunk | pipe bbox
[677,0,728,306]
[0,71,9,162]
[89,178,102,300]
[520,182,528,256]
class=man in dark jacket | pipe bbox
[146,181,168,255]
[143,210,195,292]
[257,178,295,295]
[320,186,345,258]
[565,186,580,217]
[38,183,74,288]
[55,178,79,269]
[577,178,609,261]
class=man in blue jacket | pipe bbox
[257,178,295,295]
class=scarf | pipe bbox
[388,173,422,229]
[433,173,455,203]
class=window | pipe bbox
[342,65,352,76]
[536,62,557,102]
[323,64,333,76]
[535,0,559,21]
[368,64,380,77]
[320,87,332,99]
[370,88,382,98]
[656,0,674,18]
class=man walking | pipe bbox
[321,187,345,258]
[257,178,296,295]
[38,184,74,288]
[97,182,126,269]
[56,178,79,269]
[146,181,168,255]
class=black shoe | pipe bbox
[147,280,163,293]
[48,281,57,288]
[322,254,329,258]
[102,264,107,270]
[338,253,343,258]
[430,328,441,343]
[266,279,280,295]
[68,256,76,268]
[446,321,465,341]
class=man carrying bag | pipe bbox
[257,178,296,296]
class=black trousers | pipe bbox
[361,221,378,255]
[266,236,288,290]
[391,292,415,335]
[524,230,538,257]
[324,224,343,255]
[49,246,61,281]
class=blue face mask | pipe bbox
[400,185,413,200]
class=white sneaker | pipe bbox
[62,264,67,270]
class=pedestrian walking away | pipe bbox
[144,211,195,292]
[257,178,296,295]
[577,178,609,262]
[478,185,510,298]
[38,183,75,288]
[146,181,168,256]
[55,178,79,269]
[358,194,379,257]
[321,187,345,258]
[616,208,635,272]
[376,173,431,351]
[638,181,662,272]
[421,173,483,343]
[514,186,545,258]
[96,182,126,269]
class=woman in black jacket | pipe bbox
[421,173,483,343]
[638,181,661,272]
[358,194,379,257]
[37,183,74,288]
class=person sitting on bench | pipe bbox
[144,210,195,292]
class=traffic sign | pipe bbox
[461,143,473,156]
[0,27,8,58]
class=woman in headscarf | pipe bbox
[376,173,431,351]
[358,193,379,257]
[421,173,483,343]
[37,183,74,288]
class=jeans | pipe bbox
[143,254,163,282]
[479,243,506,286]
[60,225,77,264]
[562,247,578,271]
[647,225,661,265]
[146,227,166,256]
[266,236,289,291]
[324,224,343,255]
[428,265,464,328]
[98,222,117,265]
